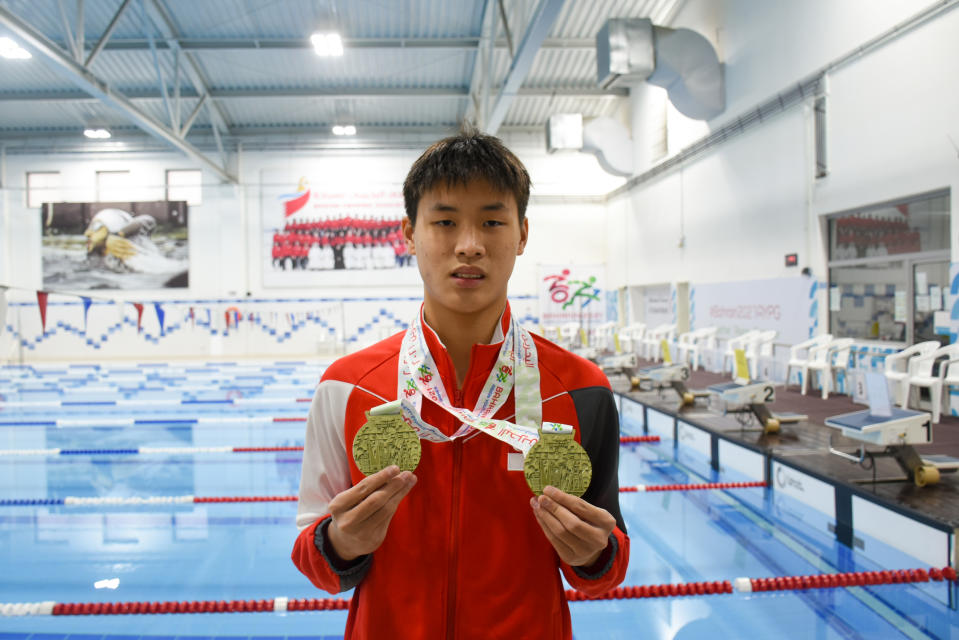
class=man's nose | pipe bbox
[455,225,485,257]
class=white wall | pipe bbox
[0,138,617,361]
[615,0,959,341]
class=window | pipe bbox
[166,169,202,205]
[26,171,60,208]
[827,190,950,344]
[96,170,132,202]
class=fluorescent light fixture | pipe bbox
[0,37,31,59]
[83,128,112,139]
[311,32,343,57]
[94,578,120,589]
[332,125,356,136]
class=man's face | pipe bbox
[403,179,528,321]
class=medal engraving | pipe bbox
[523,426,592,497]
[352,412,421,476]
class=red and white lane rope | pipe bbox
[0,436,657,457]
[620,481,767,492]
[0,483,764,506]
[3,568,955,616]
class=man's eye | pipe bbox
[435,219,454,227]
[485,220,505,227]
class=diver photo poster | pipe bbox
[41,201,189,290]
[261,172,420,288]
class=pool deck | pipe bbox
[619,363,959,532]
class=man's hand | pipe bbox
[327,465,417,562]
[530,485,615,567]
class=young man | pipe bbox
[292,130,629,639]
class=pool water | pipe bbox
[1,362,957,639]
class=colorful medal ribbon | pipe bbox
[393,306,543,455]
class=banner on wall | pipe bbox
[643,285,673,328]
[40,201,189,290]
[261,174,420,288]
[538,264,605,327]
[691,276,815,345]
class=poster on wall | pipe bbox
[41,201,189,289]
[538,264,605,328]
[643,285,673,328]
[261,174,420,288]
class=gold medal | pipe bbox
[523,424,592,497]
[352,411,422,476]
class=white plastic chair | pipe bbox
[589,322,618,354]
[722,330,760,375]
[746,330,777,379]
[642,323,676,361]
[884,341,941,406]
[785,334,833,388]
[903,343,959,423]
[617,323,646,355]
[678,327,717,370]
[802,338,855,399]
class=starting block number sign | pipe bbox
[734,348,750,382]
[661,339,672,364]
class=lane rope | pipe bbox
[0,436,657,457]
[3,568,954,616]
[0,482,764,506]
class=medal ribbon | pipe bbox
[393,306,543,454]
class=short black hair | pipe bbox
[403,124,531,226]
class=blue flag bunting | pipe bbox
[154,303,165,336]
[81,297,92,333]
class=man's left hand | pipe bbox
[530,485,616,567]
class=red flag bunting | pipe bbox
[36,291,49,333]
[133,303,144,332]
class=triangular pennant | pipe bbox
[224,310,231,330]
[36,291,49,333]
[133,303,144,333]
[189,306,195,328]
[81,297,92,333]
[154,302,165,336]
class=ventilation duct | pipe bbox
[546,114,633,177]
[597,18,724,121]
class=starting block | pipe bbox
[823,372,959,487]
[707,349,806,434]
[636,363,710,406]
[823,408,959,486]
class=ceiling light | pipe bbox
[0,37,31,59]
[332,125,356,136]
[83,128,112,139]
[311,32,343,57]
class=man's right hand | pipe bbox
[326,465,417,562]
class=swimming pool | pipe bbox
[1,362,957,639]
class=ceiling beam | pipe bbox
[0,5,236,183]
[0,86,626,102]
[485,0,567,135]
[45,36,598,52]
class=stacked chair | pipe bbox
[801,337,855,399]
[898,342,959,423]
[642,323,677,361]
[785,334,832,389]
[677,327,718,371]
[883,341,941,406]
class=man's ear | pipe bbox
[401,217,415,254]
[517,217,529,256]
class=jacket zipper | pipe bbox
[446,387,465,639]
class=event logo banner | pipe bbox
[262,175,419,288]
[539,264,605,327]
[41,201,189,290]
[690,276,814,345]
